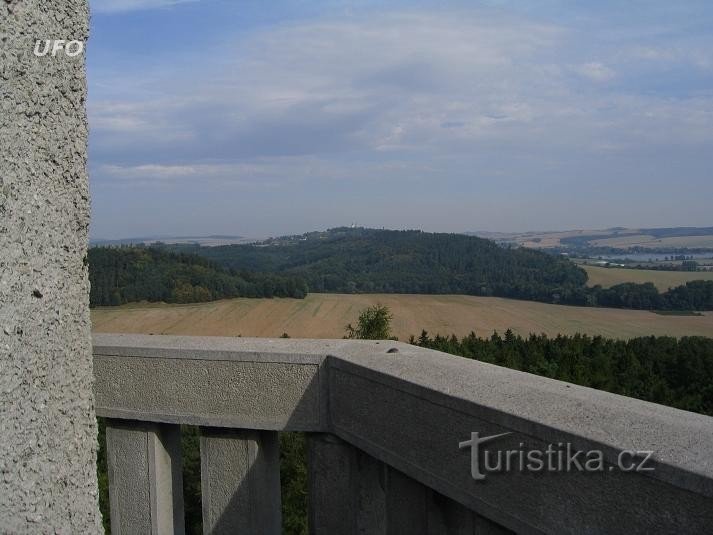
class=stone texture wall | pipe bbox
[0,1,102,532]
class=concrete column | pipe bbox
[385,468,429,535]
[386,474,512,535]
[427,490,477,535]
[473,514,514,535]
[1,1,101,532]
[105,420,185,535]
[386,472,512,535]
[307,433,386,535]
[200,428,281,535]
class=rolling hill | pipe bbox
[90,228,713,311]
[164,227,588,301]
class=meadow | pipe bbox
[91,293,713,340]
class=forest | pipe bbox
[589,280,713,310]
[88,246,307,306]
[166,227,590,299]
[88,228,713,311]
[415,330,713,415]
[163,227,713,311]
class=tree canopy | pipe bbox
[344,304,394,340]
[88,246,307,306]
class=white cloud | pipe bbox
[89,9,713,197]
[90,12,572,162]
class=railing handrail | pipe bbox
[94,333,713,534]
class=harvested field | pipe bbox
[583,265,713,291]
[92,293,713,340]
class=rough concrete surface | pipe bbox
[200,429,281,534]
[94,355,322,430]
[93,335,713,533]
[105,421,184,535]
[0,1,102,532]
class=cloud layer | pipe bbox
[88,4,713,238]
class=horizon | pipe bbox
[88,0,713,239]
[90,223,713,243]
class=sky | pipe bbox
[88,0,713,239]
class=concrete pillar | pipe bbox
[385,468,429,535]
[0,1,101,532]
[308,435,500,535]
[307,433,386,535]
[473,514,514,535]
[386,469,507,535]
[105,420,185,535]
[427,490,477,535]
[200,428,281,534]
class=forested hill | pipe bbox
[88,247,307,306]
[165,227,588,302]
[91,229,713,310]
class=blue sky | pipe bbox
[88,0,713,239]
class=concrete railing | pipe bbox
[93,334,713,534]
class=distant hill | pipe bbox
[164,227,589,302]
[92,228,713,310]
[90,234,254,247]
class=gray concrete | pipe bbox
[307,433,386,535]
[426,491,479,535]
[200,428,281,534]
[106,420,185,535]
[95,353,322,430]
[328,341,713,498]
[93,334,357,431]
[93,332,390,361]
[307,433,509,535]
[93,335,713,533]
[385,468,429,535]
[0,1,101,532]
[328,347,713,533]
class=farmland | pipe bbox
[473,226,713,251]
[583,265,713,291]
[91,293,713,340]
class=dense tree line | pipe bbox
[90,231,713,311]
[88,246,307,306]
[414,330,713,415]
[588,259,702,271]
[580,281,713,310]
[164,228,713,310]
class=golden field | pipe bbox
[583,265,713,291]
[91,293,713,340]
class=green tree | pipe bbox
[345,304,394,340]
